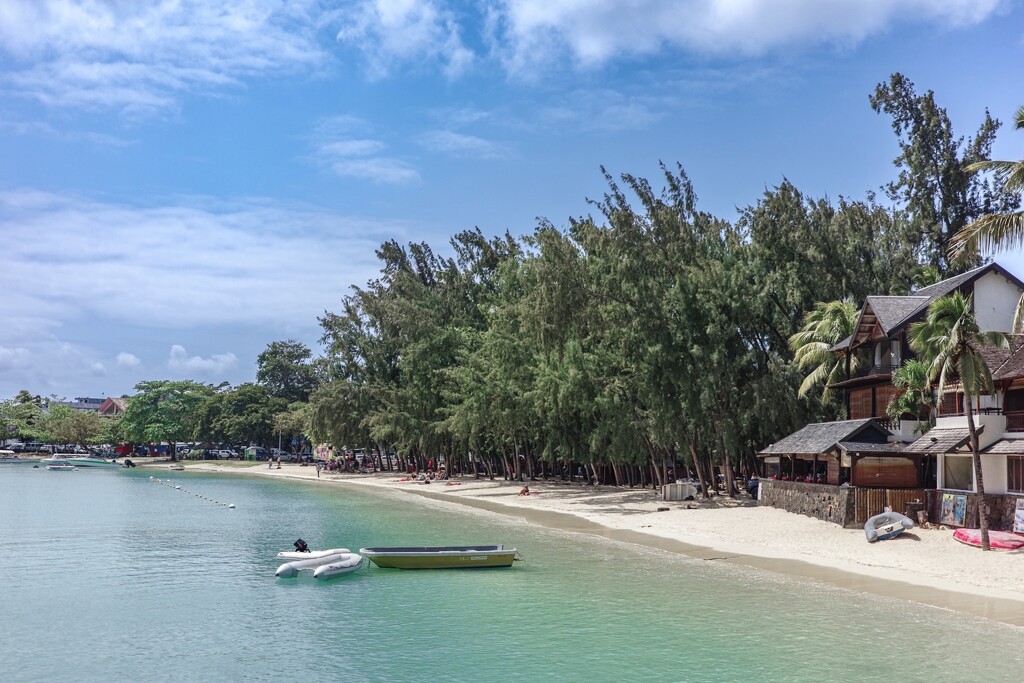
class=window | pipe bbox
[942,455,973,491]
[875,339,901,368]
[1009,456,1024,494]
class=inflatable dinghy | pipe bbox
[952,528,1024,550]
[864,511,915,542]
[313,553,364,580]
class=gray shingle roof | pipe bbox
[903,428,972,454]
[759,419,890,455]
[990,335,1024,380]
[837,441,905,454]
[833,263,1024,353]
[982,439,1024,455]
[865,296,930,336]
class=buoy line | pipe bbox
[148,476,236,509]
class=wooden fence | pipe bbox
[854,488,927,524]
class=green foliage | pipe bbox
[789,300,861,402]
[256,340,321,403]
[886,360,933,432]
[870,73,1017,273]
[120,380,216,448]
[192,383,287,446]
[40,404,103,446]
[0,393,43,442]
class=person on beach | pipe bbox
[519,485,530,496]
[316,461,321,478]
[268,456,273,469]
[276,457,282,469]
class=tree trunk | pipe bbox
[965,395,990,551]
[689,436,711,500]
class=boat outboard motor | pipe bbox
[294,539,310,553]
[123,458,136,468]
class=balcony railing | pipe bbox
[1006,411,1024,432]
[850,363,898,379]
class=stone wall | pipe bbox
[926,490,1023,531]
[759,480,856,527]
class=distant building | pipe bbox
[97,397,127,416]
[60,397,107,412]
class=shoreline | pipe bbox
[155,460,1024,627]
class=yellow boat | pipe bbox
[359,545,519,569]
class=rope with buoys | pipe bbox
[148,475,236,509]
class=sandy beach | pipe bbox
[164,460,1024,626]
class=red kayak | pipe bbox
[952,528,1024,550]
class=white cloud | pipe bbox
[116,352,141,368]
[168,345,238,375]
[328,157,421,184]
[418,130,507,159]
[0,188,397,330]
[311,116,420,184]
[337,0,474,78]
[489,0,1003,73]
[0,345,31,370]
[0,0,329,114]
[538,89,664,132]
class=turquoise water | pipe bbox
[1,467,1021,683]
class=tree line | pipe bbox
[4,74,1021,499]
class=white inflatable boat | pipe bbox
[275,547,351,563]
[864,510,915,542]
[313,553,364,580]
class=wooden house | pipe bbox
[759,262,1024,528]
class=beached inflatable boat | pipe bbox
[864,511,915,542]
[952,528,1024,550]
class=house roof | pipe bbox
[982,438,1024,455]
[903,428,972,454]
[99,397,127,413]
[837,441,905,454]
[990,336,1024,381]
[832,262,1024,352]
[864,295,930,336]
[759,419,889,456]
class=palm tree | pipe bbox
[949,105,1024,329]
[789,300,861,402]
[908,291,1008,550]
[886,359,933,434]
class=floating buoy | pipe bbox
[228,504,235,509]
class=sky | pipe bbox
[1,0,1023,400]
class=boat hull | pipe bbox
[864,511,915,542]
[42,456,119,468]
[313,555,364,580]
[360,545,517,569]
[952,528,1024,550]
[275,548,350,562]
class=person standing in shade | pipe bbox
[268,455,273,470]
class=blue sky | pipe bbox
[1,0,1023,400]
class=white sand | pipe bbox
[170,461,1024,623]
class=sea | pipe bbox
[1,466,1021,683]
